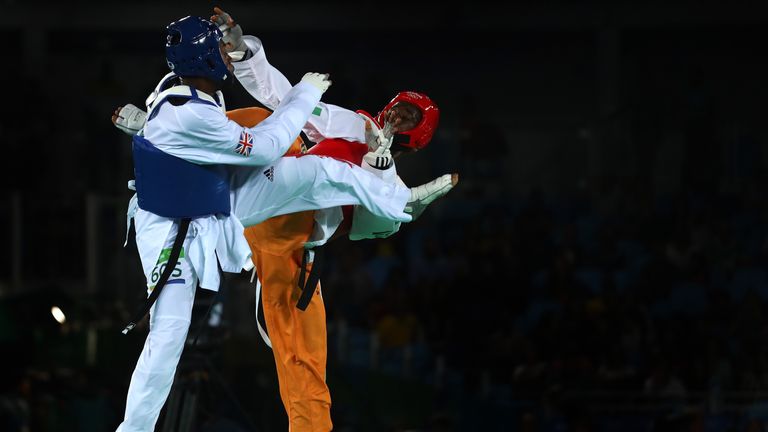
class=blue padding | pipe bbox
[132,135,230,218]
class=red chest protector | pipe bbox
[305,137,367,164]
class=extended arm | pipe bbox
[211,7,367,144]
[144,78,328,167]
[233,37,366,144]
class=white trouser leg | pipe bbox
[230,155,412,227]
[117,224,198,432]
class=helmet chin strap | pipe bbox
[392,132,411,147]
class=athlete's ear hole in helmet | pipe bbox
[167,30,182,46]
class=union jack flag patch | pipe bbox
[235,130,253,156]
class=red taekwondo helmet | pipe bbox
[375,91,440,151]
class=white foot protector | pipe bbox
[405,173,459,220]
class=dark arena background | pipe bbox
[1,1,768,431]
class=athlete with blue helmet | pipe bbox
[114,14,445,431]
[165,15,232,83]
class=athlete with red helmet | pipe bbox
[365,90,441,152]
[188,8,456,431]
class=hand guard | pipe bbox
[115,104,147,136]
[362,120,394,169]
[300,72,332,93]
[364,120,393,152]
[363,149,393,170]
[211,8,249,58]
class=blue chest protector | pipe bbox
[132,88,230,218]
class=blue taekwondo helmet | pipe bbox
[165,16,230,82]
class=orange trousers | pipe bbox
[227,108,332,431]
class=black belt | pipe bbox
[296,247,325,311]
[122,218,191,334]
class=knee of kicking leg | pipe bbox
[300,156,325,182]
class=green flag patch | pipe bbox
[156,247,185,264]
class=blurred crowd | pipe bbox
[317,169,768,430]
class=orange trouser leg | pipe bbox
[246,213,332,432]
[229,108,328,430]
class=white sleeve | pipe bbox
[171,81,322,166]
[302,104,367,144]
[233,36,367,144]
[348,162,403,240]
[232,36,292,111]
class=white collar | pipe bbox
[147,85,224,119]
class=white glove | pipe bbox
[114,104,147,136]
[362,120,394,169]
[301,72,332,93]
[210,7,249,60]
[364,120,393,152]
[363,148,393,170]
